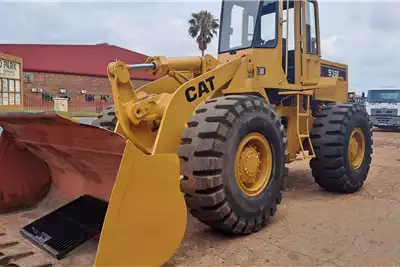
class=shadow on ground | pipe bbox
[167,165,355,267]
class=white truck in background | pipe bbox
[365,87,400,129]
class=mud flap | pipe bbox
[94,140,187,267]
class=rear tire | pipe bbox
[310,103,373,193]
[179,95,286,234]
[92,105,117,131]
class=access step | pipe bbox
[20,195,108,260]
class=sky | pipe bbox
[1,0,400,94]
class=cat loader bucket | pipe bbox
[94,139,187,266]
[0,111,187,266]
[0,112,125,212]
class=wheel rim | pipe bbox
[235,133,273,196]
[348,127,366,169]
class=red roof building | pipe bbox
[0,43,155,80]
[0,43,156,114]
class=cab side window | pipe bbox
[306,1,318,54]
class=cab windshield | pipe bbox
[219,0,277,53]
[367,90,400,103]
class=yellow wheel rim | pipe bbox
[348,128,366,169]
[235,133,273,197]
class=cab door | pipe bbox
[301,0,321,85]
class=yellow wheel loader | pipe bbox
[0,0,373,266]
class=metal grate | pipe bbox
[20,195,108,260]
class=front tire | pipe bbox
[310,103,373,193]
[179,95,286,234]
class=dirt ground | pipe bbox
[167,128,400,267]
[0,128,399,267]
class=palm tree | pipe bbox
[188,10,219,56]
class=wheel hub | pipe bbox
[239,145,261,184]
[235,133,273,196]
[348,128,366,169]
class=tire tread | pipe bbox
[179,96,287,234]
[310,103,373,193]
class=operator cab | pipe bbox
[218,0,320,86]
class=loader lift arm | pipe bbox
[106,55,243,155]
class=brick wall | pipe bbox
[23,71,150,113]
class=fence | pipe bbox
[23,94,108,115]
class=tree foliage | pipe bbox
[188,10,219,56]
